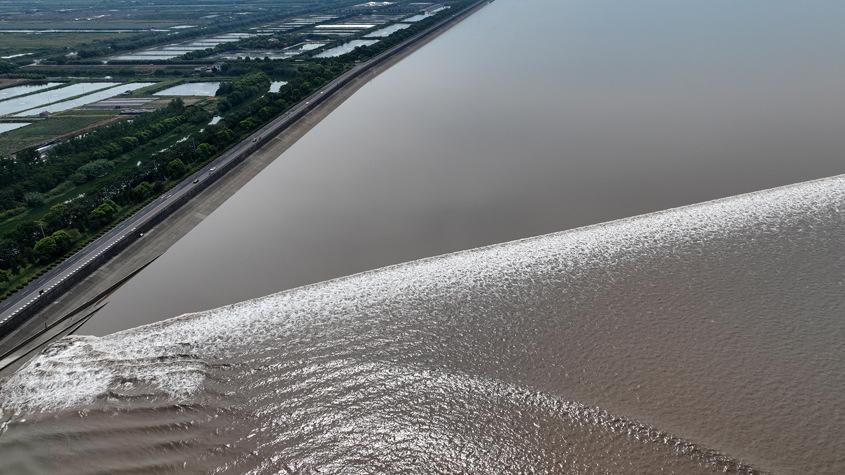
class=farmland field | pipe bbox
[0,32,139,57]
[0,113,114,156]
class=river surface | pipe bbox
[3,0,845,473]
[86,0,845,336]
[4,175,845,473]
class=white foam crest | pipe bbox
[2,174,843,415]
[0,335,206,415]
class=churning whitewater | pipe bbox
[3,175,845,473]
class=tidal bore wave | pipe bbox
[3,175,845,473]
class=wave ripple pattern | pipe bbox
[3,175,845,473]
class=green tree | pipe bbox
[23,192,45,208]
[69,172,87,185]
[16,148,39,167]
[132,181,153,199]
[258,106,274,120]
[12,222,41,247]
[167,98,185,112]
[44,203,72,231]
[33,236,58,262]
[187,107,211,124]
[0,239,22,271]
[88,200,119,229]
[166,159,186,178]
[50,229,73,254]
[239,117,258,130]
[120,136,139,151]
[76,159,115,182]
[196,143,216,159]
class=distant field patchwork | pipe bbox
[0,114,114,156]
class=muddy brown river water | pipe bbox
[2,176,845,473]
[3,0,845,473]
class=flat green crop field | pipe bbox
[0,114,114,156]
[0,32,139,56]
[0,20,184,29]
